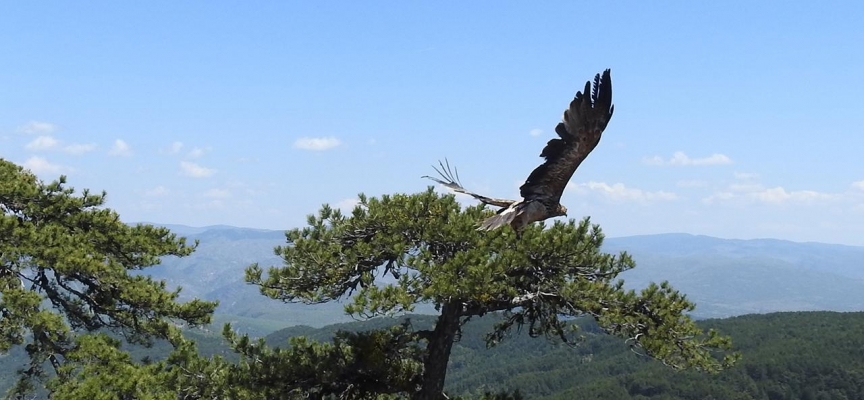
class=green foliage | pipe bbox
[47,321,426,399]
[47,334,176,400]
[240,189,735,398]
[0,159,217,397]
[209,321,424,398]
[226,310,864,398]
[0,159,737,398]
[264,311,864,399]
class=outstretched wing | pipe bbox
[519,69,614,202]
[423,159,517,208]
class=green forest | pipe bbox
[253,311,864,399]
[4,311,863,399]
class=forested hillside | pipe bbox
[3,311,863,398]
[264,311,864,399]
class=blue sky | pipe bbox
[2,2,863,245]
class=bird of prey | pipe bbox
[423,69,614,233]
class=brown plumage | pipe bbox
[423,69,614,234]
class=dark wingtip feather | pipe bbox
[582,80,591,103]
[592,69,613,108]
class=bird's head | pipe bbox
[556,204,568,217]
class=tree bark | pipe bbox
[414,301,461,400]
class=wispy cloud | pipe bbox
[160,141,184,155]
[293,136,341,151]
[17,121,57,135]
[180,161,216,178]
[703,185,837,205]
[644,151,732,166]
[529,128,543,137]
[571,181,678,203]
[187,146,208,158]
[21,156,67,175]
[751,187,836,204]
[144,186,169,197]
[25,136,58,151]
[63,143,97,155]
[108,139,132,156]
[852,180,864,191]
[734,172,759,180]
[25,135,96,155]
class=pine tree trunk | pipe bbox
[415,301,461,400]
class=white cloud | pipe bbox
[571,181,678,203]
[108,139,132,156]
[673,152,732,166]
[187,147,208,158]
[165,141,184,154]
[293,136,341,151]
[18,121,57,134]
[335,198,360,214]
[24,136,96,155]
[703,185,836,205]
[644,151,732,166]
[852,180,864,191]
[204,188,231,198]
[144,186,169,197]
[750,187,836,205]
[21,156,66,175]
[63,143,97,155]
[529,128,543,137]
[25,135,58,151]
[642,155,665,165]
[180,161,216,178]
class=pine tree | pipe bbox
[1,155,737,398]
[241,188,737,399]
[0,159,217,397]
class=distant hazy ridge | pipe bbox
[145,224,864,334]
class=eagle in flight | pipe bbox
[424,69,614,233]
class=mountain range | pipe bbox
[142,224,864,335]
